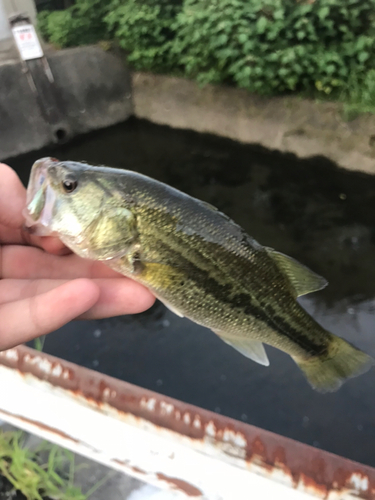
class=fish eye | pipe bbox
[62,178,78,193]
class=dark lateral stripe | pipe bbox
[226,292,327,356]
[149,232,327,356]
[261,304,328,356]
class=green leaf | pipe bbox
[216,33,228,46]
[358,51,369,63]
[238,33,248,43]
[318,6,330,20]
[273,9,284,20]
[256,16,268,34]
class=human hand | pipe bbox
[0,163,155,351]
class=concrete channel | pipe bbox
[1,39,375,174]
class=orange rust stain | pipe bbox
[157,473,202,497]
[112,460,148,478]
[273,446,287,465]
[0,409,80,444]
[113,458,128,467]
[112,459,146,475]
[252,437,266,456]
[132,465,147,475]
[300,472,328,497]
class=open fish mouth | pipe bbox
[23,157,59,236]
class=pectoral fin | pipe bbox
[215,331,270,366]
[266,247,327,297]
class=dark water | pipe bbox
[7,118,375,466]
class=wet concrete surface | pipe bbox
[7,118,375,467]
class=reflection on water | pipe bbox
[8,118,375,466]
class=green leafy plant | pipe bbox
[37,0,110,48]
[37,0,375,112]
[105,0,182,71]
[0,431,81,499]
[0,430,110,500]
[173,0,375,95]
[341,69,375,120]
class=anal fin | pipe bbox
[215,331,270,366]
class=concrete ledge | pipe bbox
[133,72,375,175]
[48,47,132,136]
[0,46,132,160]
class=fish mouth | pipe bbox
[23,157,59,236]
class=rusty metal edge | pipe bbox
[0,345,374,499]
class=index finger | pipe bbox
[0,279,100,350]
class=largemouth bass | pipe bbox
[24,157,373,392]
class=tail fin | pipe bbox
[294,336,374,392]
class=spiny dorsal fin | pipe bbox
[215,332,270,366]
[265,247,328,298]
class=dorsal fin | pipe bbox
[265,247,328,297]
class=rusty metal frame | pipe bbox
[0,345,374,499]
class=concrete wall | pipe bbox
[133,72,375,175]
[0,0,15,63]
[0,0,11,41]
[0,46,133,160]
[2,0,37,23]
[2,43,374,173]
